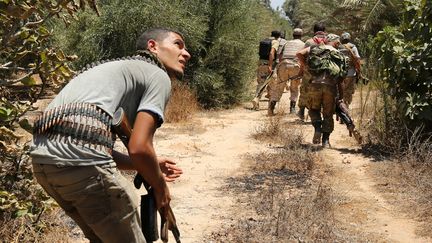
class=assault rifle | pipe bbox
[255,69,275,99]
[112,107,181,243]
[335,101,363,144]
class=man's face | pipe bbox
[151,32,191,79]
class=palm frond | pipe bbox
[363,0,386,30]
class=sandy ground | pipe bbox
[146,91,431,243]
[151,106,268,242]
[29,89,429,242]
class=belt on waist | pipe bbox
[33,103,115,151]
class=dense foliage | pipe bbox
[52,0,290,108]
[371,0,432,131]
[0,0,99,240]
[282,0,402,39]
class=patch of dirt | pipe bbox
[149,92,431,242]
[33,90,428,242]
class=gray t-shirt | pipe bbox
[30,58,171,166]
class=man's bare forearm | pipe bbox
[129,144,166,192]
[112,150,135,170]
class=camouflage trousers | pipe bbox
[272,59,301,102]
[342,76,357,107]
[254,61,271,99]
[267,75,285,102]
[308,83,337,133]
[289,79,301,102]
[297,71,312,108]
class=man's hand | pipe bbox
[158,157,183,182]
[268,66,273,73]
[153,179,171,210]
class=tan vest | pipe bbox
[281,39,305,60]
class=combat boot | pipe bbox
[322,132,331,148]
[312,121,322,144]
[252,97,259,111]
[268,101,276,116]
[289,101,296,114]
[297,106,305,121]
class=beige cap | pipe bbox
[293,28,303,36]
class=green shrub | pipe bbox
[371,0,432,131]
[52,0,290,108]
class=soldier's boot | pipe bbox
[297,106,305,121]
[312,121,322,144]
[268,101,276,116]
[322,132,331,148]
[289,101,296,114]
[252,97,260,111]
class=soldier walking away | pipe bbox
[296,34,347,148]
[252,30,281,111]
[277,28,305,114]
[297,22,328,121]
[30,28,189,243]
[338,32,361,109]
[276,31,287,65]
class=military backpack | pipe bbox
[258,38,273,60]
[307,45,347,79]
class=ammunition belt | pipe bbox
[33,103,115,153]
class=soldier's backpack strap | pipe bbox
[343,44,361,75]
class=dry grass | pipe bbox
[250,101,289,143]
[209,118,366,242]
[356,82,432,238]
[370,131,432,238]
[165,80,199,123]
[0,208,82,243]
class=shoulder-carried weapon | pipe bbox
[335,101,363,144]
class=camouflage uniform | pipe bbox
[297,31,327,119]
[265,37,289,104]
[301,36,347,147]
[267,37,286,103]
[252,37,279,110]
[277,35,305,113]
[338,40,360,107]
[308,78,338,134]
[254,59,272,98]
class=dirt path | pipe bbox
[151,93,431,243]
[311,125,429,242]
[153,107,267,242]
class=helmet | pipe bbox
[293,28,303,36]
[341,32,351,41]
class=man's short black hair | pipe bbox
[136,28,184,51]
[313,22,326,33]
[271,30,281,38]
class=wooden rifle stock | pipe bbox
[112,107,181,243]
[335,101,363,144]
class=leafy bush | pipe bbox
[371,0,432,131]
[52,0,290,108]
[1,0,98,239]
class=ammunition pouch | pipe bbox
[33,103,115,152]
